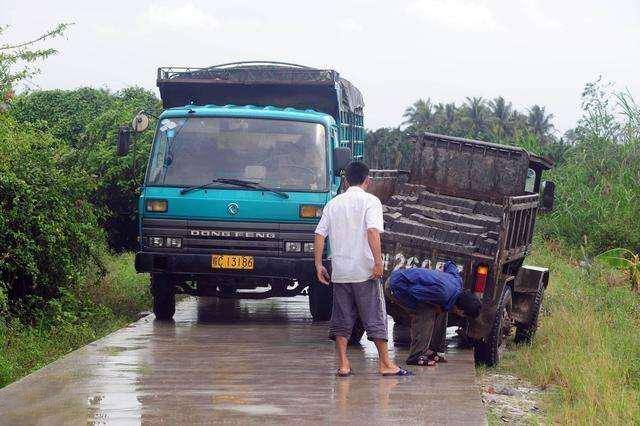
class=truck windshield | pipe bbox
[147,117,328,191]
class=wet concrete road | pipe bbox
[0,296,486,425]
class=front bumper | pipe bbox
[135,251,321,280]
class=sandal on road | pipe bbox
[406,355,435,366]
[426,350,447,363]
[417,355,436,367]
[336,369,354,377]
[382,368,413,377]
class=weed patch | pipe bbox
[0,253,149,388]
[498,240,640,423]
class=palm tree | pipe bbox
[403,98,435,133]
[463,97,488,138]
[489,96,513,138]
[527,105,555,146]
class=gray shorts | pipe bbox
[329,279,388,341]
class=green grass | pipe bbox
[499,239,640,423]
[0,252,150,388]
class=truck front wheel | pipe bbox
[474,286,513,367]
[151,274,176,321]
[308,281,332,321]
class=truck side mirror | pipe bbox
[131,112,150,133]
[333,147,352,176]
[541,180,555,211]
[117,126,131,156]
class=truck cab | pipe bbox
[124,62,364,321]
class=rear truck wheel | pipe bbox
[308,280,332,321]
[514,285,544,344]
[474,286,513,367]
[151,274,176,321]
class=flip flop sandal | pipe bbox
[382,368,413,377]
[434,354,447,363]
[417,355,436,367]
[426,350,447,364]
[336,369,354,377]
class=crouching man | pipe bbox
[384,262,481,366]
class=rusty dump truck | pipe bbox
[368,132,555,366]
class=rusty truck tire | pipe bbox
[308,281,332,321]
[474,286,513,367]
[514,285,544,344]
[151,274,176,321]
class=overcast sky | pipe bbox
[4,0,639,133]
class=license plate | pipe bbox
[211,254,254,270]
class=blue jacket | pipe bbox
[389,261,462,311]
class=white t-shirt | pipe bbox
[314,186,384,283]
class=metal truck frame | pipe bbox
[367,132,555,366]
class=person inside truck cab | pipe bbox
[384,262,481,366]
[265,134,324,189]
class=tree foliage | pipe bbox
[0,23,72,107]
[10,87,161,250]
[539,80,640,253]
[0,115,104,309]
[370,95,565,169]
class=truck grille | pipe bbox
[141,218,315,256]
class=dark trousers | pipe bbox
[407,306,447,364]
[384,279,447,364]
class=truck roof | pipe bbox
[160,104,335,125]
[157,61,364,121]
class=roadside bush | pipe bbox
[9,87,160,250]
[0,115,105,310]
[538,81,640,254]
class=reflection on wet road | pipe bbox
[0,297,486,425]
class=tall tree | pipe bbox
[463,96,488,138]
[527,105,555,146]
[0,23,72,109]
[402,98,435,133]
[489,96,513,139]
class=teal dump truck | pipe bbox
[117,62,364,321]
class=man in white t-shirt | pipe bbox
[314,161,411,377]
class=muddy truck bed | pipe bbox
[368,133,552,366]
[370,176,539,288]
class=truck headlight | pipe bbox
[146,199,168,212]
[285,242,302,252]
[149,236,164,247]
[303,242,314,253]
[166,237,182,248]
[299,205,323,218]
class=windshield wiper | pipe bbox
[180,178,289,199]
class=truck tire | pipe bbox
[308,281,332,321]
[474,286,513,367]
[514,285,544,344]
[151,274,175,321]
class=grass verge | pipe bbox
[0,252,150,388]
[498,239,640,423]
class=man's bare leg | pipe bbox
[336,336,351,374]
[373,339,400,374]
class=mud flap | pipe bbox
[512,265,549,325]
